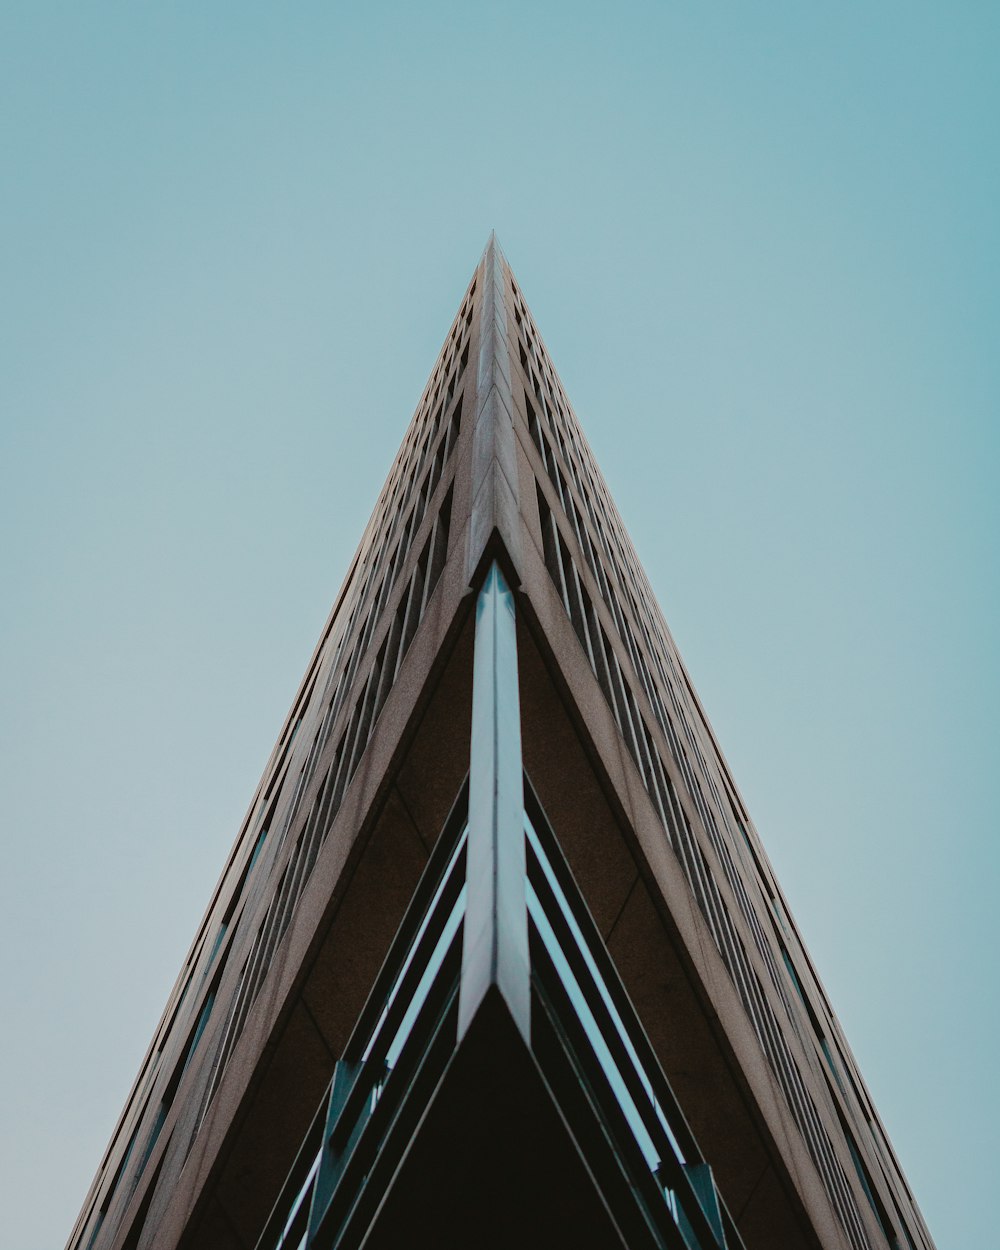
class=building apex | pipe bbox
[481,230,509,270]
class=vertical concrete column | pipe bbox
[458,562,530,1043]
[466,233,523,582]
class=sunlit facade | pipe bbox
[69,238,933,1250]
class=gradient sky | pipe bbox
[1,5,996,1248]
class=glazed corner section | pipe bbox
[256,561,739,1250]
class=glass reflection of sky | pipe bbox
[525,816,687,1170]
[272,829,468,1250]
[362,826,467,1065]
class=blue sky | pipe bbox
[1,5,996,1247]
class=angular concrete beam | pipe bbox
[466,234,523,584]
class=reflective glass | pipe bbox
[273,1152,320,1250]
[525,814,686,1166]
[385,885,464,1070]
[361,825,467,1064]
[526,879,659,1169]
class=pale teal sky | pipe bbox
[1,5,996,1248]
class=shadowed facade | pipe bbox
[68,238,934,1250]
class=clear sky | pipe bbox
[1,4,995,1248]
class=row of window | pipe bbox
[514,276,901,1113]
[179,433,460,1150]
[78,479,458,1250]
[515,295,930,1250]
[71,284,476,1250]
[516,307,925,1248]
[511,276,922,1249]
[289,284,474,748]
[532,474,878,1250]
[358,288,473,578]
[198,483,455,1130]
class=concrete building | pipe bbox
[68,237,934,1250]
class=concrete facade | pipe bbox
[68,238,933,1250]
